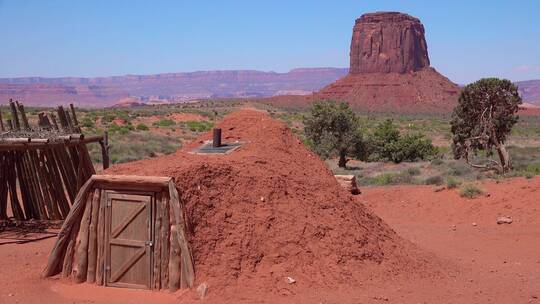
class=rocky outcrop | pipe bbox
[318,12,460,112]
[350,12,430,74]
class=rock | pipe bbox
[350,12,430,74]
[497,216,513,225]
[196,282,209,299]
[334,175,361,195]
[434,186,445,192]
[285,276,296,284]
[317,12,460,112]
[472,222,477,227]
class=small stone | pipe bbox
[472,222,477,227]
[196,282,209,299]
[8,293,14,297]
[260,197,265,202]
[285,276,296,284]
[451,225,457,231]
[497,216,513,225]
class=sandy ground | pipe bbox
[1,176,539,303]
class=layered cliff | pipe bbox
[319,12,460,112]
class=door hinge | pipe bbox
[145,241,153,247]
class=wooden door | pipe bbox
[104,191,154,289]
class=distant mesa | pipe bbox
[317,12,460,112]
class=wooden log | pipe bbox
[0,153,8,219]
[86,188,101,283]
[43,149,71,217]
[54,147,77,202]
[41,114,52,128]
[31,150,60,219]
[30,138,50,143]
[160,194,170,289]
[8,152,27,219]
[38,150,63,219]
[16,102,30,129]
[72,192,93,283]
[69,103,80,131]
[27,151,50,219]
[0,109,4,131]
[1,138,31,143]
[49,113,59,130]
[168,223,181,292]
[168,181,195,288]
[100,132,110,169]
[62,219,81,277]
[57,106,69,129]
[9,99,20,130]
[153,193,162,290]
[23,151,47,219]
[6,119,13,131]
[95,189,106,285]
[65,111,74,131]
[38,113,45,127]
[92,175,171,188]
[13,152,33,219]
[43,180,94,277]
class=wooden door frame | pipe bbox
[103,190,156,290]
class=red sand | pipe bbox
[1,110,539,303]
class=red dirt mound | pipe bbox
[105,109,442,300]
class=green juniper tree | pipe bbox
[451,78,522,173]
[304,100,365,168]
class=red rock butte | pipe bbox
[318,12,460,112]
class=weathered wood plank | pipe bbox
[43,179,94,277]
[95,189,106,285]
[86,188,101,283]
[160,194,170,289]
[153,193,162,290]
[168,181,195,288]
[72,192,93,283]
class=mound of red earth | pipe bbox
[105,109,440,300]
[317,12,459,112]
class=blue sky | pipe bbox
[0,0,539,83]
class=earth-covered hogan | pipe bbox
[102,109,441,295]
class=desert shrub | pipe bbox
[407,167,421,176]
[387,134,439,163]
[184,120,214,132]
[368,171,418,186]
[81,117,95,128]
[153,119,175,127]
[459,184,483,198]
[366,119,438,163]
[447,162,472,176]
[525,163,540,175]
[136,123,149,131]
[108,132,180,164]
[425,175,444,185]
[108,123,134,135]
[430,158,444,166]
[101,113,117,125]
[446,177,461,189]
